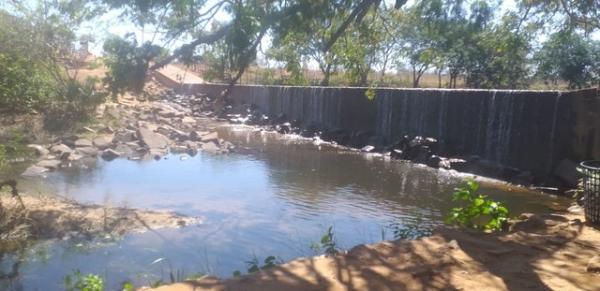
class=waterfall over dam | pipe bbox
[159,75,599,181]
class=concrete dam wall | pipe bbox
[176,82,599,179]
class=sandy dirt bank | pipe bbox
[146,213,600,291]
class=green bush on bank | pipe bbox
[0,10,106,117]
[0,53,57,112]
[446,179,509,232]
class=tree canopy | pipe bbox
[2,0,599,97]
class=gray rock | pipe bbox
[36,159,61,170]
[27,144,49,157]
[170,145,189,154]
[181,116,196,125]
[114,144,134,156]
[93,136,113,150]
[74,138,93,148]
[137,127,170,149]
[67,153,83,161]
[200,132,219,143]
[170,129,189,141]
[152,102,184,117]
[77,147,99,157]
[22,165,48,177]
[50,144,72,154]
[113,130,136,143]
[101,149,121,161]
[189,131,207,141]
[201,141,220,153]
[156,125,174,137]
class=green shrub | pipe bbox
[103,34,164,96]
[0,53,57,112]
[446,179,509,232]
[64,270,104,291]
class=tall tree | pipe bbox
[535,29,599,89]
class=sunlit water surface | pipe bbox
[1,124,569,290]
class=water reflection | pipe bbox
[2,124,570,290]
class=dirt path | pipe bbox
[145,213,600,291]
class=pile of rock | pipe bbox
[358,135,467,171]
[22,97,234,177]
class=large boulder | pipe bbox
[27,144,49,157]
[112,130,137,143]
[50,144,72,154]
[36,159,61,170]
[49,144,73,160]
[137,127,170,149]
[101,149,121,161]
[201,141,220,153]
[93,135,113,150]
[77,147,99,157]
[152,102,184,117]
[200,132,219,143]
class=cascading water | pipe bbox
[547,92,562,171]
[484,91,498,161]
[207,84,597,177]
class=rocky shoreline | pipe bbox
[20,84,234,178]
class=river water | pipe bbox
[1,123,569,290]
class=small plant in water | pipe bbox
[64,270,104,291]
[233,255,281,276]
[446,179,509,232]
[121,281,134,291]
[312,226,338,255]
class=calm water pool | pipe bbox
[1,124,569,290]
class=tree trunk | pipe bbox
[412,67,418,88]
[359,70,369,87]
[320,63,332,86]
[437,69,442,88]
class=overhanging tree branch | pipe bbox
[323,0,388,53]
[149,23,232,70]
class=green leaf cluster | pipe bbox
[446,179,509,232]
[64,270,104,291]
[233,255,281,277]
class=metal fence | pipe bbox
[581,161,600,224]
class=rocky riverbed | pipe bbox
[21,85,234,178]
